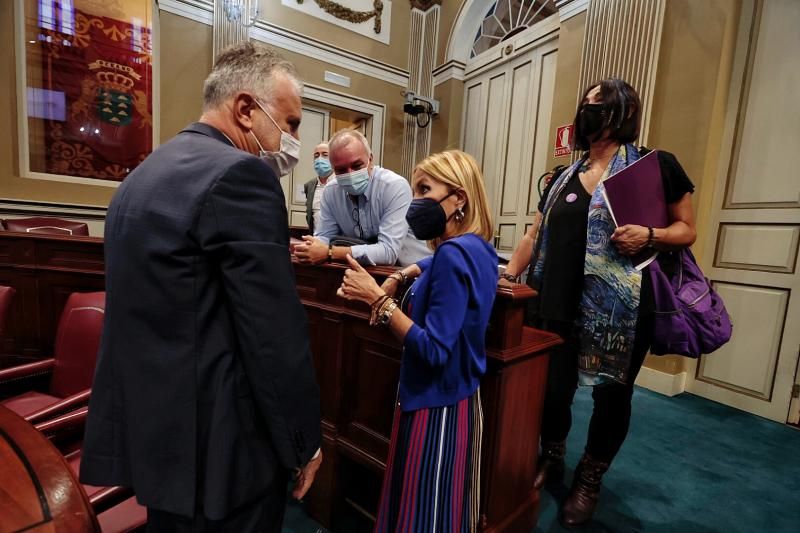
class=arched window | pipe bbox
[471,0,557,58]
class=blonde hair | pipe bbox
[412,150,494,248]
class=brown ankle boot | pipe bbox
[533,440,566,490]
[559,453,609,527]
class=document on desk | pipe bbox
[602,150,668,270]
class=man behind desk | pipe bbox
[80,43,322,532]
[303,142,333,234]
[293,130,429,266]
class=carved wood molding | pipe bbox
[298,0,384,34]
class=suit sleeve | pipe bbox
[195,157,321,469]
[403,244,470,367]
[303,180,314,232]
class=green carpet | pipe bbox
[536,387,800,532]
[283,387,800,532]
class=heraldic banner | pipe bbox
[42,8,152,181]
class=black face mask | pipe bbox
[406,190,458,241]
[578,103,605,141]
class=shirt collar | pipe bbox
[317,174,331,187]
[360,166,379,203]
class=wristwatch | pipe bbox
[377,300,398,326]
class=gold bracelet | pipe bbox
[370,296,388,326]
[377,299,398,326]
[370,297,397,326]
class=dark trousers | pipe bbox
[540,313,654,464]
[146,471,289,533]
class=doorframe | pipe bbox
[301,84,386,165]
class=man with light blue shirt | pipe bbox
[293,129,429,266]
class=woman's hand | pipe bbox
[380,277,400,298]
[611,224,649,256]
[338,254,385,304]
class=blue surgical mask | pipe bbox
[336,168,370,196]
[314,157,333,178]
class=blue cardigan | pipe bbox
[400,233,498,411]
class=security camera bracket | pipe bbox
[402,90,440,116]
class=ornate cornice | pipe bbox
[298,0,384,34]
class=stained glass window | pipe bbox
[21,0,155,182]
[471,0,557,58]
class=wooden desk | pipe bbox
[0,231,562,531]
[0,405,98,532]
[0,232,104,363]
[294,260,561,532]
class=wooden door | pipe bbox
[461,29,558,254]
[686,0,800,423]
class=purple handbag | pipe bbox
[648,249,733,357]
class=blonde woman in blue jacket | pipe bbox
[338,150,497,532]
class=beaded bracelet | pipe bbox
[388,269,408,286]
[501,272,518,282]
[376,299,398,326]
[370,296,398,326]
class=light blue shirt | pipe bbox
[315,166,427,266]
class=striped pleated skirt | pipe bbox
[374,391,483,533]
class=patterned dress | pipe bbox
[374,392,483,533]
[374,286,484,533]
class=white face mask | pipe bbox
[250,100,301,177]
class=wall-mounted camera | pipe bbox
[402,91,440,128]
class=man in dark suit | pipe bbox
[80,43,322,532]
[303,142,333,234]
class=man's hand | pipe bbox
[292,449,322,501]
[611,224,649,256]
[293,235,329,264]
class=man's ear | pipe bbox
[233,92,258,130]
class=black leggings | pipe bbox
[540,313,654,464]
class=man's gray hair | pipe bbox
[203,42,302,110]
[329,129,372,158]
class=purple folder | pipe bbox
[601,149,668,269]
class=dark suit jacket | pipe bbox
[80,123,321,519]
[303,178,317,234]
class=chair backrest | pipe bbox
[3,217,90,236]
[49,292,106,398]
[0,285,16,336]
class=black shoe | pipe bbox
[533,440,566,490]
